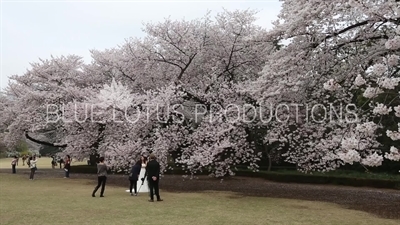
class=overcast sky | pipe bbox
[1,0,282,90]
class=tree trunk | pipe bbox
[89,153,99,166]
[264,145,272,172]
[267,153,272,172]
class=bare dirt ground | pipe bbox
[2,168,399,220]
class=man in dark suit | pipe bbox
[142,153,163,202]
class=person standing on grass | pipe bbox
[137,156,149,193]
[143,153,163,202]
[22,155,26,166]
[92,157,108,197]
[29,155,38,180]
[58,157,64,169]
[128,160,142,196]
[11,156,18,174]
[64,155,71,178]
[26,155,31,168]
[51,155,57,169]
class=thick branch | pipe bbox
[25,131,67,147]
[324,20,370,40]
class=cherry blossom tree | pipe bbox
[0,10,272,176]
[249,0,400,172]
[64,9,272,176]
[5,4,398,177]
[1,55,93,148]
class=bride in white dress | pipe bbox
[137,156,149,193]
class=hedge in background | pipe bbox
[71,165,400,190]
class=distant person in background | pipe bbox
[51,155,57,169]
[26,155,31,167]
[11,156,18,174]
[128,160,142,196]
[29,155,38,180]
[22,155,26,166]
[59,157,64,169]
[64,155,71,178]
[92,157,108,197]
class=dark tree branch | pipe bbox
[25,131,67,148]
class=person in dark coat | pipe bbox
[143,153,163,202]
[128,160,142,196]
[64,155,71,178]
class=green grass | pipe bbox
[0,173,399,225]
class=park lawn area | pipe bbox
[0,157,87,169]
[0,173,399,225]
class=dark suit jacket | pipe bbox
[145,160,160,181]
[129,164,141,181]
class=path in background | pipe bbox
[0,157,87,169]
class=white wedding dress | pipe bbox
[137,163,149,192]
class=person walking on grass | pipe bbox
[143,153,163,202]
[92,157,108,197]
[29,155,38,180]
[11,156,18,174]
[128,160,142,196]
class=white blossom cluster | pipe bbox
[377,77,400,90]
[385,146,400,161]
[386,54,399,67]
[386,125,400,141]
[385,36,400,50]
[94,78,134,110]
[340,136,359,151]
[323,79,341,91]
[337,149,360,165]
[361,152,383,167]
[353,74,366,86]
[372,103,392,115]
[363,87,383,98]
[394,106,400,117]
[355,122,378,136]
[372,63,387,76]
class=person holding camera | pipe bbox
[92,157,108,197]
[29,155,38,180]
[11,156,18,174]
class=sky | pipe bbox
[0,0,282,90]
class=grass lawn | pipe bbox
[0,157,87,170]
[0,173,398,225]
